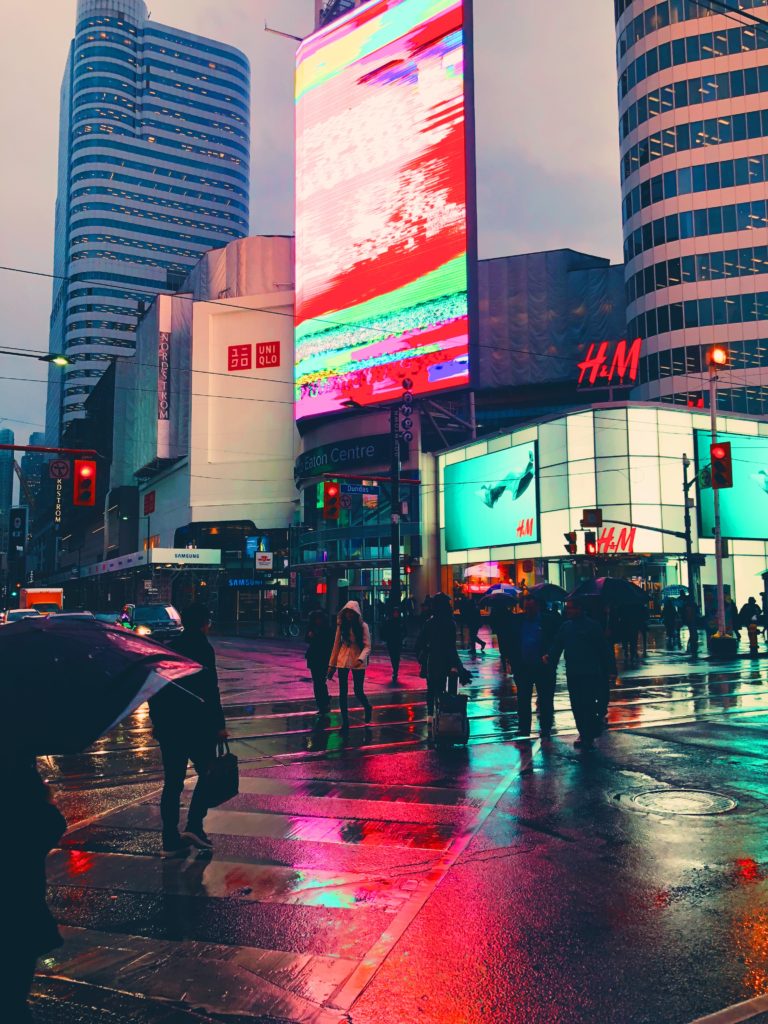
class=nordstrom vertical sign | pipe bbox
[158,331,171,421]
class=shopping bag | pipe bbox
[204,741,239,807]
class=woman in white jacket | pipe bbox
[328,600,373,731]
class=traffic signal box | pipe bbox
[710,442,733,489]
[322,480,341,520]
[73,459,97,507]
[584,531,597,557]
[564,531,577,555]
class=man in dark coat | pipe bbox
[381,607,404,684]
[546,600,616,750]
[305,609,334,714]
[2,752,67,1022]
[508,597,558,738]
[149,603,226,856]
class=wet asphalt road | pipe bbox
[34,630,768,1024]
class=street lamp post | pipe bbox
[707,345,728,636]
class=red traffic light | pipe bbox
[584,531,597,557]
[710,441,733,489]
[73,459,97,506]
[322,480,342,520]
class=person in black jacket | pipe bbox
[305,609,334,715]
[2,751,67,1022]
[416,593,464,725]
[508,597,558,738]
[381,607,404,683]
[546,600,616,750]
[149,603,226,857]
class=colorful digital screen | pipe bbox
[444,443,539,551]
[295,0,474,420]
[695,430,768,540]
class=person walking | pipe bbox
[328,601,373,731]
[508,597,558,738]
[381,606,404,684]
[546,600,616,750]
[416,593,465,728]
[661,599,681,649]
[305,609,334,716]
[2,751,67,1022]
[464,599,486,658]
[682,597,701,658]
[149,603,227,857]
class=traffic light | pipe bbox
[710,441,733,489]
[564,531,577,555]
[322,480,341,520]
[73,459,97,506]
[584,531,597,557]
[707,345,728,368]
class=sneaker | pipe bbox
[161,839,191,859]
[182,828,213,851]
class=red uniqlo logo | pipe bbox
[228,344,252,372]
[256,341,280,368]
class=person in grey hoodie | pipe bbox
[328,600,373,731]
[545,600,616,749]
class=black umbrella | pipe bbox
[1,617,203,755]
[527,582,568,602]
[569,577,648,606]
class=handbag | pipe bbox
[204,740,239,807]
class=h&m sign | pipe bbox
[578,338,642,388]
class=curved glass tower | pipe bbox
[616,0,768,414]
[48,0,250,436]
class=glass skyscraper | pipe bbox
[616,0,768,415]
[47,0,250,438]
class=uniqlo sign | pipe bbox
[256,341,280,368]
[228,344,252,372]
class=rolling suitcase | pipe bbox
[432,691,470,747]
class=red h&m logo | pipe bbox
[597,526,636,554]
[577,338,642,387]
[256,341,280,368]
[228,344,252,372]
[516,518,534,538]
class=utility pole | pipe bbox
[682,454,700,610]
[708,348,728,635]
[389,405,401,612]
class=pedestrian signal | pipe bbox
[73,459,97,506]
[564,531,577,555]
[710,442,733,489]
[584,531,597,557]
[322,481,341,520]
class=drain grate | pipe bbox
[615,788,738,816]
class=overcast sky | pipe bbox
[0,0,622,449]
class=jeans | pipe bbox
[159,736,215,846]
[310,665,331,712]
[386,642,401,678]
[337,668,371,723]
[514,664,555,736]
[426,671,459,715]
[1,950,36,1023]
[567,674,605,742]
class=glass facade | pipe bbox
[616,0,768,414]
[47,1,250,435]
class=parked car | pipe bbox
[118,604,183,644]
[3,608,42,624]
[93,612,120,625]
[50,611,95,620]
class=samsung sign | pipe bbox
[294,434,391,482]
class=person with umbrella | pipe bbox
[508,596,559,738]
[545,600,616,750]
[149,603,227,857]
[0,614,204,1016]
[3,749,67,1022]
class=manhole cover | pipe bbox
[617,789,738,816]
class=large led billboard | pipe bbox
[444,443,539,551]
[295,0,476,420]
[695,430,768,540]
